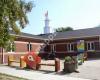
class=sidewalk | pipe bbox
[0,65,91,80]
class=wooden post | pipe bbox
[8,56,10,66]
[8,55,14,66]
[20,56,26,68]
[55,58,60,72]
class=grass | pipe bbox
[0,73,28,80]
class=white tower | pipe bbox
[44,11,50,34]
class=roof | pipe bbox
[9,27,100,41]
[37,33,53,39]
[9,30,44,40]
[54,27,100,40]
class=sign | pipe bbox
[23,52,37,69]
[77,40,84,52]
[23,51,41,69]
[27,55,35,61]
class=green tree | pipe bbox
[0,0,33,48]
[55,26,73,32]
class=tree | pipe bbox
[0,0,33,64]
[55,26,73,32]
[0,0,33,48]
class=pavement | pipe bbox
[67,59,100,80]
[0,64,90,80]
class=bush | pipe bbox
[65,56,74,63]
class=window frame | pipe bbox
[51,44,56,52]
[27,42,32,52]
[87,41,95,51]
[67,43,75,52]
[7,42,15,53]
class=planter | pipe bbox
[63,62,76,73]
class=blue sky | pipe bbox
[22,0,100,34]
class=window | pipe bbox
[6,42,15,52]
[51,44,56,52]
[87,42,95,51]
[67,43,74,52]
[27,42,32,51]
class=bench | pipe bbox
[36,58,60,72]
[8,55,26,68]
[18,52,60,72]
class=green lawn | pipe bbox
[0,73,28,80]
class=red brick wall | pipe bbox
[31,43,42,52]
[14,41,42,52]
[0,41,43,63]
[40,37,100,58]
[55,44,67,52]
[0,52,26,63]
[15,41,28,52]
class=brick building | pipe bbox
[0,27,100,63]
[40,27,100,58]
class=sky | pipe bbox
[22,0,100,35]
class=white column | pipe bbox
[44,11,50,34]
[10,43,13,53]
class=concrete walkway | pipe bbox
[0,65,90,80]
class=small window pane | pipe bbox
[71,44,74,51]
[91,43,94,50]
[87,42,95,50]
[88,43,90,50]
[27,43,32,51]
[67,43,74,52]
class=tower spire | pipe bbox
[45,11,48,17]
[44,11,50,34]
